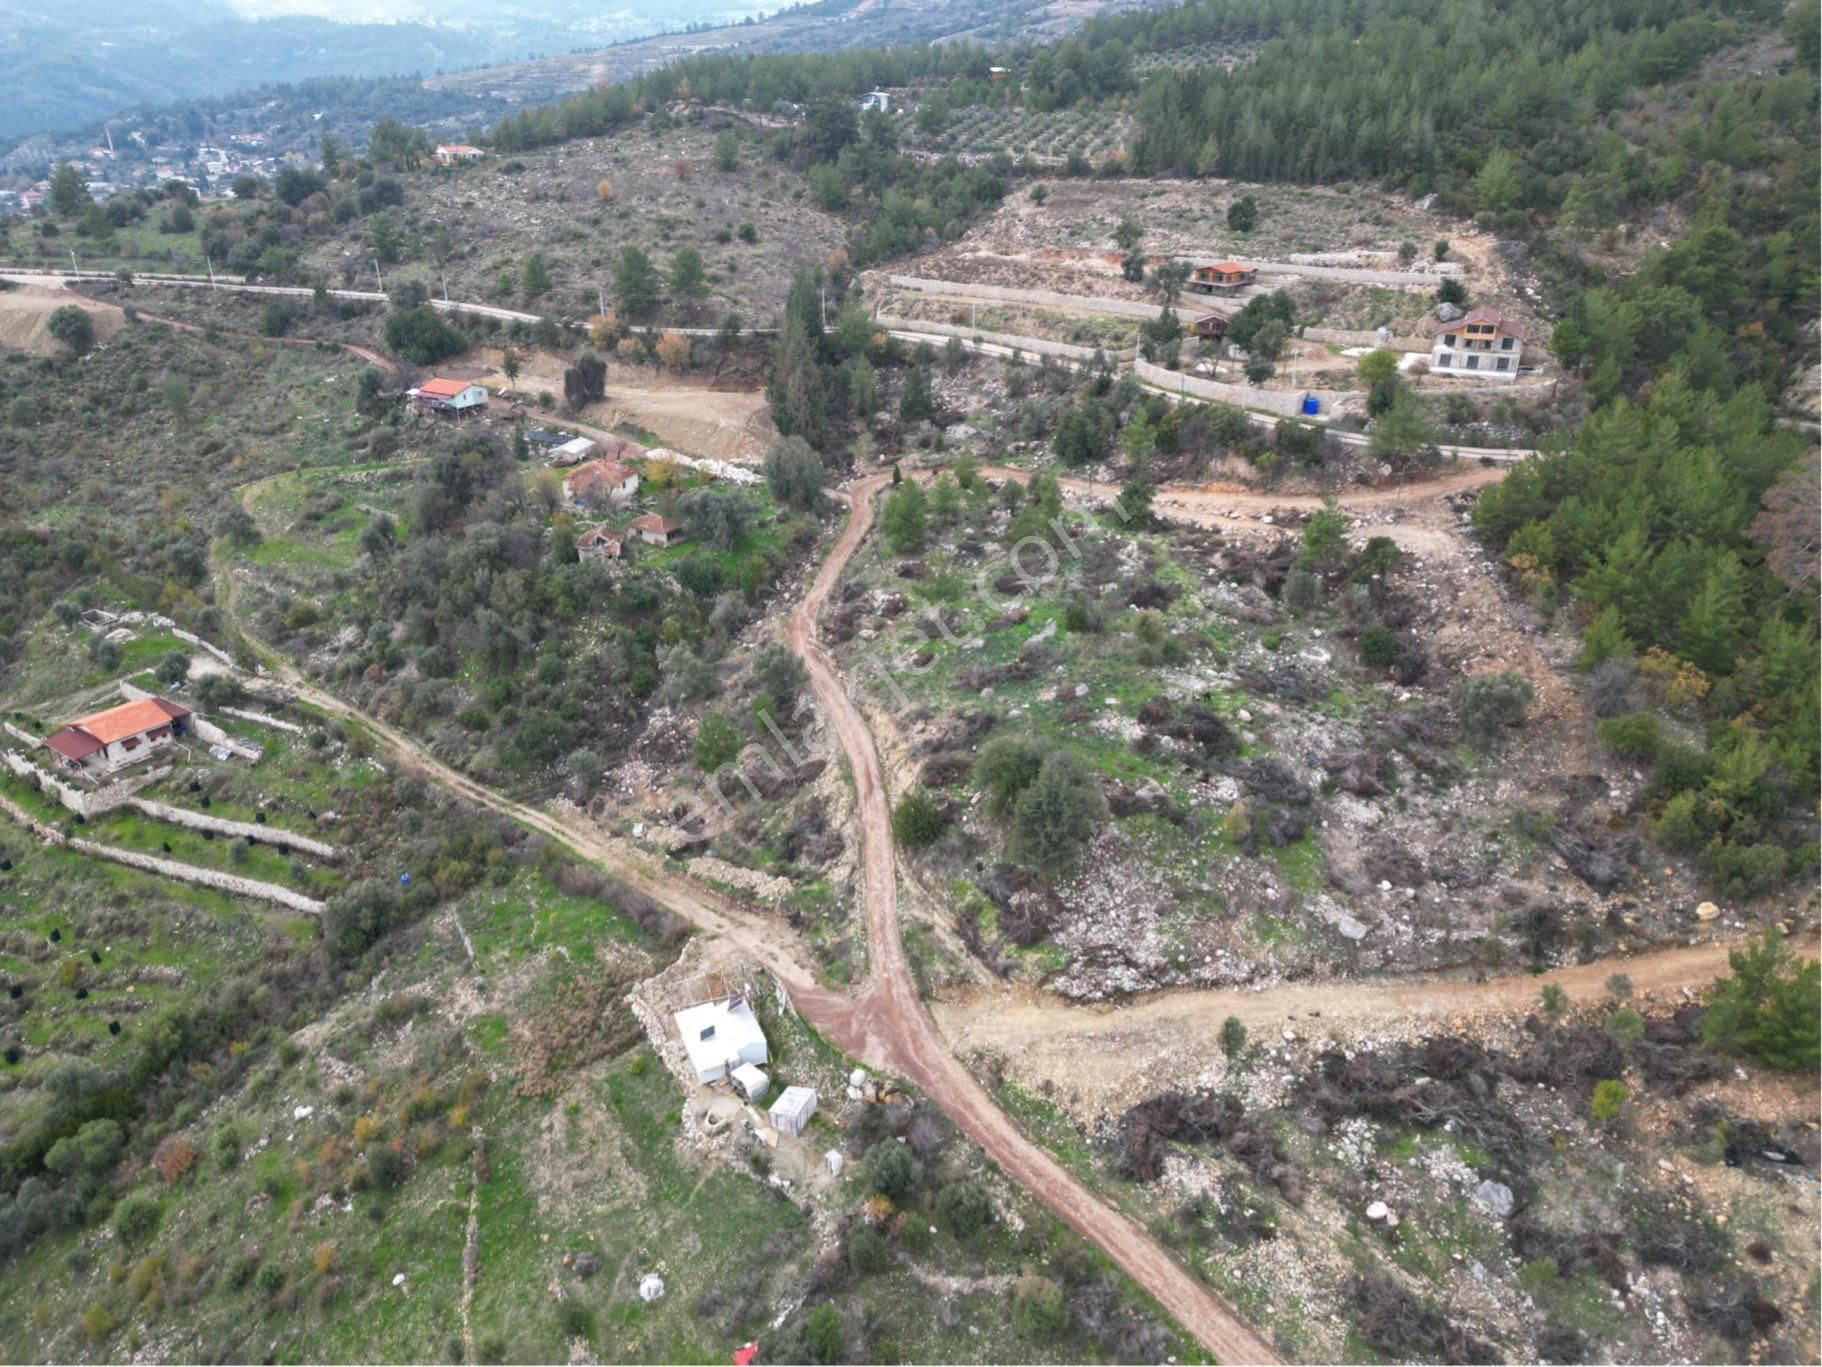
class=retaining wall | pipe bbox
[886,276,1165,321]
[1,747,166,816]
[125,798,341,862]
[876,314,1136,364]
[1133,358,1353,418]
[1303,326,1431,351]
[0,791,324,913]
[219,706,306,735]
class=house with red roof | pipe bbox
[435,144,486,165]
[408,377,489,416]
[562,458,640,509]
[1189,260,1257,296]
[1430,307,1525,380]
[44,697,192,774]
[631,513,687,549]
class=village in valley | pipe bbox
[0,1,1816,1364]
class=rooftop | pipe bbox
[65,696,190,746]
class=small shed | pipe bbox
[551,436,597,466]
[732,1063,770,1104]
[823,1150,844,1176]
[768,1086,818,1138]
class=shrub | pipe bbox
[1357,623,1396,668]
[1703,843,1788,901]
[1012,1277,1070,1341]
[1582,657,1638,717]
[890,791,949,848]
[1009,751,1107,877]
[556,1300,592,1338]
[847,1223,889,1274]
[1219,1015,1247,1061]
[935,1181,994,1238]
[1538,983,1569,1025]
[80,1303,116,1343]
[693,713,744,773]
[1598,711,1661,760]
[860,1141,922,1202]
[804,1303,845,1364]
[1451,670,1534,744]
[366,1145,407,1190]
[1281,567,1319,613]
[152,1135,200,1183]
[973,737,1044,819]
[1702,931,1820,1070]
[1591,1079,1629,1125]
[111,1193,161,1246]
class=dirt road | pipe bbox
[789,477,1286,1365]
[933,939,1818,1118]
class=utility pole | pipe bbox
[69,248,79,279]
[374,256,384,295]
[207,256,217,289]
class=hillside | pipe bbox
[0,0,1815,1361]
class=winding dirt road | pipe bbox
[185,322,1793,1363]
[788,477,1284,1364]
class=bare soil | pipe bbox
[0,282,124,355]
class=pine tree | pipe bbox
[882,480,927,554]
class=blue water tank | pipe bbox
[1301,394,1320,416]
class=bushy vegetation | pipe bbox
[1476,379,1815,893]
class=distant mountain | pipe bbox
[426,0,1140,102]
[0,0,761,139]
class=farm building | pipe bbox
[1430,307,1524,379]
[563,459,639,508]
[575,525,623,563]
[524,428,567,451]
[45,697,191,774]
[768,1086,818,1138]
[674,997,768,1085]
[632,513,687,548]
[435,144,485,165]
[408,377,488,416]
[1188,260,1257,296]
[550,436,597,466]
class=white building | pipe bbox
[732,1063,770,1104]
[674,997,768,1084]
[550,436,597,466]
[768,1086,818,1138]
[1430,307,1525,380]
[860,91,890,113]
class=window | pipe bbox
[1443,333,1457,348]
[1496,356,1509,370]
[1466,355,1480,370]
[1501,336,1514,350]
[699,1025,716,1041]
[1435,353,1450,367]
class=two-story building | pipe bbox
[1188,260,1257,296]
[1430,307,1525,380]
[408,377,489,416]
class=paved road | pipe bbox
[0,269,773,337]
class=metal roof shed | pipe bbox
[768,1086,818,1138]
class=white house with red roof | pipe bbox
[435,144,486,165]
[408,377,489,415]
[44,697,192,774]
[1430,307,1525,380]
